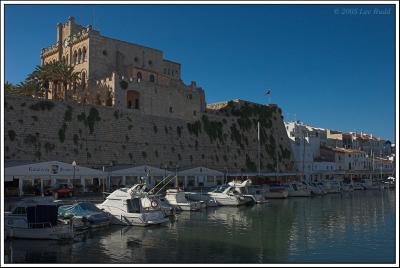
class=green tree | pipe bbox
[26,61,81,100]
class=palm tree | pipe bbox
[27,63,53,99]
[53,62,81,101]
[4,81,17,94]
[16,80,41,97]
[26,61,81,100]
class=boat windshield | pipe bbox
[12,207,26,215]
[126,198,141,213]
[211,185,229,193]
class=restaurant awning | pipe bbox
[4,161,106,179]
[109,165,173,177]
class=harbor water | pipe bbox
[4,189,396,264]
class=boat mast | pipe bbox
[301,130,306,182]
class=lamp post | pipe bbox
[72,160,76,184]
[224,167,228,185]
[175,164,179,188]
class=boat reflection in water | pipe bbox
[4,190,395,264]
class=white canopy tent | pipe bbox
[4,161,106,196]
[178,167,224,188]
[107,165,174,189]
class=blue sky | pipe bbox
[4,4,396,142]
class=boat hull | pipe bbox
[109,213,170,226]
[288,190,311,197]
[5,225,74,240]
[265,191,289,199]
[211,196,250,206]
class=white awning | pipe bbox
[179,167,224,176]
[4,161,105,178]
[109,165,173,176]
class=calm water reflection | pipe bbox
[4,190,396,264]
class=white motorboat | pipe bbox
[164,188,203,211]
[353,182,365,190]
[4,197,74,240]
[156,195,178,216]
[340,182,354,192]
[207,185,253,206]
[264,184,289,199]
[96,184,170,226]
[227,179,267,203]
[315,181,328,194]
[320,179,341,193]
[247,185,269,204]
[284,182,311,197]
[361,178,384,190]
[304,181,325,195]
[184,192,219,207]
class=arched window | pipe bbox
[82,47,87,62]
[149,74,155,82]
[137,72,142,82]
[73,51,78,65]
[78,49,82,64]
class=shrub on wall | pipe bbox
[58,124,67,143]
[8,130,16,141]
[201,115,223,143]
[73,134,79,145]
[78,107,101,134]
[29,100,54,111]
[176,126,182,138]
[230,124,242,146]
[245,154,257,172]
[44,142,55,153]
[187,120,202,137]
[24,134,37,144]
[64,106,73,122]
[120,80,128,90]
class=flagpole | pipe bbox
[257,121,260,176]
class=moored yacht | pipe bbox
[207,185,253,206]
[4,197,74,240]
[96,184,170,226]
[227,179,267,203]
[284,181,311,197]
[320,179,341,193]
[340,182,354,192]
[304,181,325,195]
[264,183,289,199]
[184,191,219,207]
[164,188,203,211]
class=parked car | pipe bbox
[45,183,74,198]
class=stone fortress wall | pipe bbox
[4,94,293,173]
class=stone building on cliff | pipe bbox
[41,16,206,120]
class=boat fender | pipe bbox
[151,200,159,208]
